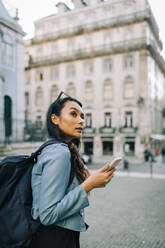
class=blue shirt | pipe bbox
[31,142,89,232]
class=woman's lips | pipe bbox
[76,128,83,131]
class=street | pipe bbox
[80,166,165,248]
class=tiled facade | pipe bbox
[24,0,165,158]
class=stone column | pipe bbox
[93,135,102,161]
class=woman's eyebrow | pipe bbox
[69,107,84,115]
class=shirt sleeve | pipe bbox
[38,144,89,226]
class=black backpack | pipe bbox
[0,139,74,248]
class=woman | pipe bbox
[31,92,115,248]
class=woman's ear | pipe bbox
[51,114,59,125]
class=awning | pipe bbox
[150,134,165,141]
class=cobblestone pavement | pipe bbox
[80,175,165,248]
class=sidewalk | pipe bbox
[80,176,165,248]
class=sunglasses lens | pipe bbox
[56,91,71,102]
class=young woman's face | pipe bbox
[51,101,85,139]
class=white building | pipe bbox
[24,0,165,159]
[0,0,25,145]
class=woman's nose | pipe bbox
[79,117,84,124]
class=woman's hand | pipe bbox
[81,164,115,193]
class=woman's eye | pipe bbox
[81,114,84,119]
[71,112,77,117]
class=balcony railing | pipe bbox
[82,127,96,134]
[99,127,116,134]
[28,37,148,66]
[31,9,160,46]
[119,126,138,133]
[26,37,165,74]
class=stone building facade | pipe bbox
[24,0,165,159]
[0,0,25,145]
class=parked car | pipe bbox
[81,154,92,165]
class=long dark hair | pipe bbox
[46,95,87,183]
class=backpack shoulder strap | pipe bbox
[31,139,75,187]
[31,139,59,160]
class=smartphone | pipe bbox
[107,157,122,171]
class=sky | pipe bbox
[2,0,165,57]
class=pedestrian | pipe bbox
[161,147,165,163]
[144,148,150,162]
[30,92,115,248]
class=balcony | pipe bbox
[26,37,165,74]
[119,126,138,133]
[99,127,116,134]
[27,38,147,67]
[31,9,160,47]
[83,127,96,134]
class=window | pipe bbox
[25,71,30,85]
[103,79,113,100]
[36,115,42,129]
[104,112,112,127]
[36,46,43,55]
[85,37,92,52]
[50,66,59,80]
[124,111,133,128]
[124,76,134,99]
[50,85,58,103]
[66,64,75,78]
[2,34,13,67]
[25,92,29,106]
[104,32,111,49]
[103,58,113,72]
[35,87,44,106]
[85,81,93,102]
[84,61,94,75]
[67,39,74,56]
[123,55,133,69]
[51,43,58,55]
[35,70,43,81]
[66,82,76,97]
[85,113,92,128]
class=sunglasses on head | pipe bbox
[55,91,72,103]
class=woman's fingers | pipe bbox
[107,167,116,176]
[99,163,111,172]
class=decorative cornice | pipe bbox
[25,9,161,49]
[0,17,25,36]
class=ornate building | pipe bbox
[24,0,165,159]
[0,0,25,145]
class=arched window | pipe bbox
[123,76,134,99]
[50,85,58,103]
[85,81,93,102]
[35,87,44,106]
[66,82,76,97]
[2,34,13,66]
[103,79,113,101]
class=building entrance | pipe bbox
[84,142,93,155]
[124,140,135,155]
[4,95,12,144]
[102,141,113,155]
